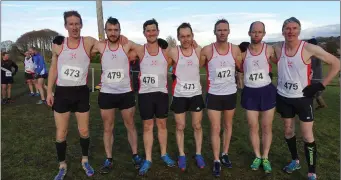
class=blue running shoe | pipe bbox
[283,160,301,174]
[178,156,186,171]
[54,167,67,180]
[212,161,221,177]
[194,154,206,169]
[99,159,112,174]
[308,173,317,180]
[161,153,176,167]
[34,92,40,97]
[29,92,35,97]
[139,160,152,176]
[132,155,143,169]
[82,162,94,177]
[220,154,232,168]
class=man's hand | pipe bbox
[34,73,39,79]
[302,82,325,97]
[192,40,199,48]
[119,35,129,45]
[46,93,54,107]
[53,35,65,45]
[157,38,168,49]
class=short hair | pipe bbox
[249,21,266,33]
[1,51,8,57]
[214,19,229,32]
[64,10,83,25]
[282,17,301,31]
[308,38,318,45]
[177,22,193,37]
[29,47,37,51]
[143,18,159,31]
[105,17,120,29]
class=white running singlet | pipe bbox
[56,37,90,86]
[172,46,202,97]
[206,43,237,95]
[277,41,311,98]
[138,45,168,94]
[243,43,272,88]
[100,41,132,94]
[24,57,35,73]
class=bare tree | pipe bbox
[166,35,177,48]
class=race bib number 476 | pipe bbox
[141,74,158,87]
[60,65,82,81]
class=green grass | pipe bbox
[2,63,340,180]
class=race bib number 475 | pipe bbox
[215,67,234,83]
[141,74,158,87]
[60,65,82,81]
[105,69,124,83]
[282,80,302,94]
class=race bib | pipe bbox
[215,67,235,83]
[281,80,302,94]
[179,81,199,93]
[104,69,124,83]
[245,70,267,84]
[60,65,83,81]
[5,71,12,77]
[141,74,158,88]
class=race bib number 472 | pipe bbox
[60,65,82,81]
[105,69,124,83]
[141,74,158,87]
[215,67,234,83]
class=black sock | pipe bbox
[132,154,138,158]
[55,141,67,162]
[80,137,90,157]
[285,136,299,160]
[304,141,317,173]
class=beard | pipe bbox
[108,35,119,43]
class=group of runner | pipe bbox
[2,10,338,180]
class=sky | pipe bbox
[1,1,340,46]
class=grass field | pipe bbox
[1,63,340,180]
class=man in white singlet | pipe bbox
[273,17,340,180]
[90,17,143,174]
[240,21,277,174]
[168,23,206,171]
[200,19,243,177]
[46,10,99,180]
[23,51,38,96]
[127,18,176,175]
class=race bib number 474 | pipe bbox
[60,65,82,81]
[141,74,158,87]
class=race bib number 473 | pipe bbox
[60,65,82,81]
[105,69,124,83]
[141,74,158,87]
[215,67,234,83]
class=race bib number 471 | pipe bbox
[60,65,82,81]
[105,69,124,83]
[180,81,199,93]
[141,74,158,87]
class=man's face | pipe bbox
[282,22,300,42]
[3,54,9,60]
[64,15,82,39]
[214,23,229,42]
[28,48,35,55]
[105,23,121,43]
[249,22,265,44]
[178,27,193,49]
[143,24,159,43]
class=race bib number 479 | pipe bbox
[105,69,124,83]
[141,74,158,87]
[60,65,82,81]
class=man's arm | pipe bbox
[199,46,209,67]
[47,45,59,95]
[306,43,340,87]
